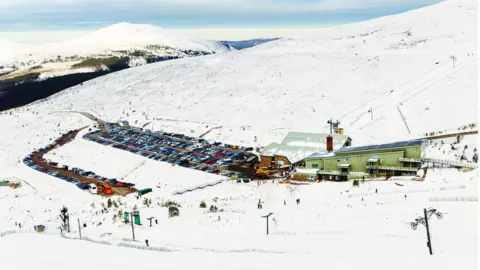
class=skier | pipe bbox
[145,239,149,247]
[375,189,378,194]
[284,199,286,206]
[155,219,158,225]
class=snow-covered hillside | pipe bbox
[0,1,477,269]
[17,0,477,147]
[37,22,228,57]
[0,23,229,79]
[0,39,31,66]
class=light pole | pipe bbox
[410,207,443,255]
[262,212,274,235]
[130,212,136,241]
[450,55,456,68]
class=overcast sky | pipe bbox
[0,0,443,31]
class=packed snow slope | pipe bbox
[21,0,477,146]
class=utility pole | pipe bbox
[424,208,432,255]
[78,218,82,239]
[410,207,443,255]
[261,213,274,235]
[130,212,136,241]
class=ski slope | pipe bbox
[14,0,476,148]
[0,1,477,269]
[0,168,477,270]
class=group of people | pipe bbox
[258,198,301,209]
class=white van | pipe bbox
[89,183,98,194]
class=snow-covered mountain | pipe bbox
[0,39,31,70]
[0,1,477,269]
[0,23,230,80]
[18,0,477,146]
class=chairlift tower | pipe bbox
[327,119,341,134]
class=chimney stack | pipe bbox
[326,135,333,152]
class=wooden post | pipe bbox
[78,218,82,239]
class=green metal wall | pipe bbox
[305,144,423,174]
[306,151,405,172]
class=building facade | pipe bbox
[304,139,426,181]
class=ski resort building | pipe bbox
[303,139,427,181]
[259,132,352,168]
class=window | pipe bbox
[312,164,319,168]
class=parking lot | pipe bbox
[83,123,257,179]
[23,129,136,196]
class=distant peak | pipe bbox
[101,22,163,31]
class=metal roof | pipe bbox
[271,132,351,163]
[260,142,280,157]
[335,139,426,153]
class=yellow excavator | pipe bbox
[255,167,271,178]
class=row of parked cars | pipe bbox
[121,125,248,160]
[23,130,135,194]
[23,154,90,190]
[84,123,256,176]
[107,124,249,161]
[84,131,220,173]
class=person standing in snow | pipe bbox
[145,239,149,247]
[284,199,286,206]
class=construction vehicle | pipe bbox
[255,167,271,178]
[100,183,112,195]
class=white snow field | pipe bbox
[11,0,476,147]
[0,0,478,269]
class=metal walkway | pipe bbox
[422,158,478,169]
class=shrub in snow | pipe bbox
[199,201,207,208]
[161,200,181,208]
[209,205,218,213]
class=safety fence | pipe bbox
[0,229,174,252]
[172,179,225,195]
[348,184,466,198]
[429,196,478,202]
[118,242,175,252]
